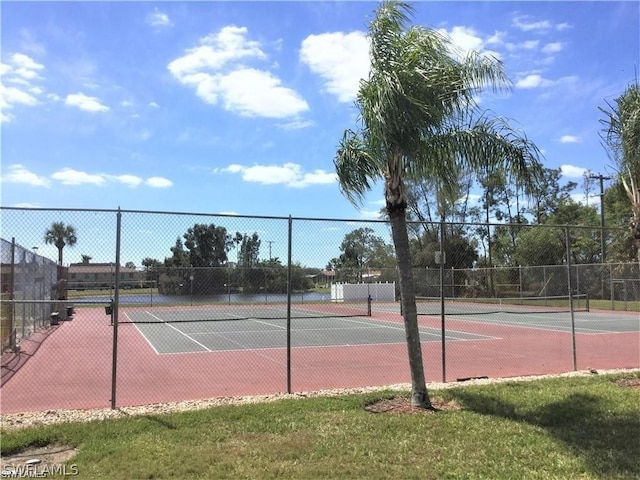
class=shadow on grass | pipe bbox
[449,389,640,478]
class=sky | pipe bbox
[1,1,639,266]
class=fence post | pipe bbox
[565,226,577,371]
[286,215,292,394]
[9,238,16,351]
[111,208,122,409]
[439,218,446,383]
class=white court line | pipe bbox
[124,311,160,355]
[145,311,212,352]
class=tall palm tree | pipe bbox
[335,1,542,408]
[44,222,77,266]
[599,80,640,259]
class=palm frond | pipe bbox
[334,130,383,206]
[409,113,543,196]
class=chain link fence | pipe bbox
[1,238,58,352]
[1,207,638,412]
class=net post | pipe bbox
[586,293,590,312]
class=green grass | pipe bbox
[2,373,639,479]
[589,299,640,312]
[68,288,159,298]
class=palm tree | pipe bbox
[334,1,543,408]
[599,80,640,260]
[44,222,77,266]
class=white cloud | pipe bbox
[560,135,580,143]
[560,164,587,178]
[0,53,45,121]
[0,84,38,107]
[515,74,551,88]
[168,25,265,74]
[147,8,171,28]
[439,26,483,56]
[542,42,563,54]
[300,31,369,103]
[276,118,315,130]
[217,162,336,188]
[2,163,171,189]
[1,164,50,187]
[168,26,307,119]
[436,26,503,63]
[512,15,552,32]
[51,168,106,185]
[113,174,143,187]
[515,74,578,90]
[218,68,309,118]
[65,93,109,112]
[10,53,44,73]
[146,177,173,188]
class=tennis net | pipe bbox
[415,294,589,316]
[116,299,371,324]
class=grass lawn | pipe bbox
[1,372,639,479]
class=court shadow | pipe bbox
[449,389,640,478]
[1,325,60,386]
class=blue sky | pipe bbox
[1,1,639,266]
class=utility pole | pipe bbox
[267,241,274,261]
[588,173,612,263]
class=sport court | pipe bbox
[121,300,638,356]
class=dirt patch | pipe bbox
[0,444,77,474]
[615,377,640,389]
[365,397,459,414]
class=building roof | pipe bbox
[69,263,137,274]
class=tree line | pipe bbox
[139,224,313,296]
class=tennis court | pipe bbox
[122,304,492,355]
[119,297,638,356]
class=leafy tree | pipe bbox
[600,80,640,258]
[514,201,601,268]
[165,238,190,268]
[332,228,395,282]
[410,229,478,297]
[159,238,191,294]
[237,232,262,292]
[183,223,232,267]
[258,258,288,293]
[141,257,162,284]
[604,181,637,261]
[238,232,261,268]
[125,261,136,269]
[334,1,542,408]
[525,167,577,224]
[44,221,77,266]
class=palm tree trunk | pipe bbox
[388,207,432,409]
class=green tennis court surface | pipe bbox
[119,309,489,355]
[117,299,638,355]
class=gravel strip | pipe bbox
[2,368,638,430]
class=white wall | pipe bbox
[331,282,395,302]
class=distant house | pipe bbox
[68,263,139,289]
[307,270,336,286]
